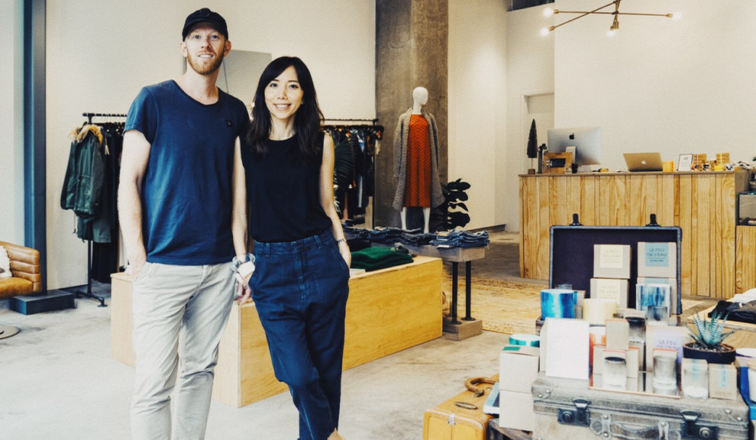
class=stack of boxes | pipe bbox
[588,244,631,322]
[636,242,677,319]
[498,343,539,431]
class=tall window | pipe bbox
[508,0,554,11]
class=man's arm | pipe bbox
[118,130,151,279]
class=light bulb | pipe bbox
[543,7,554,17]
[540,27,550,36]
[607,29,617,37]
[671,12,681,20]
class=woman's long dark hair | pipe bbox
[245,56,324,160]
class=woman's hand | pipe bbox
[236,273,253,305]
[338,241,351,268]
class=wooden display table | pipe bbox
[111,255,443,407]
[519,171,750,298]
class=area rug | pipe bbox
[441,276,710,335]
[441,277,543,334]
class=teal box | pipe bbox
[638,242,677,278]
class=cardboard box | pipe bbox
[626,347,639,378]
[629,341,645,371]
[500,345,540,393]
[590,278,629,309]
[637,277,677,317]
[544,318,590,380]
[593,244,632,279]
[592,345,605,374]
[499,390,534,431]
[605,319,630,351]
[646,326,690,372]
[709,363,738,400]
[638,242,677,278]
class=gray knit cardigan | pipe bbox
[392,108,445,211]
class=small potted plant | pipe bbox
[683,310,737,364]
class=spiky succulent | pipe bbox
[689,310,736,350]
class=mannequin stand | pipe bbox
[400,207,431,233]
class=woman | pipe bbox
[231,56,350,440]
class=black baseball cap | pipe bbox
[182,8,228,40]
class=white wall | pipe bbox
[45,0,376,288]
[448,0,508,230]
[503,4,555,232]
[555,0,756,171]
[0,0,24,245]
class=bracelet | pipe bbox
[336,238,347,245]
[232,253,255,270]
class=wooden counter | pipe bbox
[519,171,750,298]
[111,255,443,407]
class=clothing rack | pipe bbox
[322,118,380,125]
[75,112,128,307]
[83,112,128,123]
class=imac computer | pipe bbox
[547,127,601,171]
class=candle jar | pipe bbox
[603,356,628,390]
[653,354,677,391]
[682,359,708,399]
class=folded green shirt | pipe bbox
[350,246,414,272]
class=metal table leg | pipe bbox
[462,261,474,321]
[450,262,461,324]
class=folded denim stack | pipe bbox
[343,226,371,240]
[430,230,490,249]
[366,227,407,245]
[399,232,437,246]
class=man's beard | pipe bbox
[187,51,225,76]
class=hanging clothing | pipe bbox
[60,124,111,243]
[403,114,432,207]
[392,108,444,211]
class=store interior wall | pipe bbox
[503,4,555,232]
[43,0,376,289]
[6,0,756,289]
[554,0,756,172]
[0,0,25,246]
[448,0,508,230]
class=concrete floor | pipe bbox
[0,232,521,440]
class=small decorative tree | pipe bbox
[527,119,538,173]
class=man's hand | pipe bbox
[129,251,147,281]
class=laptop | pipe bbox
[624,152,663,172]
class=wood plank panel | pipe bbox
[537,177,551,280]
[519,171,746,299]
[719,174,737,297]
[581,176,597,225]
[679,174,692,296]
[736,226,756,293]
[694,176,712,297]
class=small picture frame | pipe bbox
[678,154,693,172]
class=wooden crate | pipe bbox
[110,256,443,407]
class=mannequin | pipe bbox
[392,87,444,232]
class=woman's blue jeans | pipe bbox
[251,230,350,440]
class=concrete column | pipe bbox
[376,0,448,228]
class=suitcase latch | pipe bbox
[558,398,591,427]
[681,411,718,440]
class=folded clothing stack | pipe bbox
[366,227,408,245]
[350,246,414,272]
[399,232,436,246]
[430,230,490,249]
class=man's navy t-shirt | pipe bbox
[125,80,249,265]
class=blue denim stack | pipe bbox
[430,230,489,249]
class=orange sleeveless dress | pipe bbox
[403,114,432,208]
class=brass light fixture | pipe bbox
[541,0,680,37]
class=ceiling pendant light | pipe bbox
[540,0,679,36]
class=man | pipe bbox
[118,8,249,440]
